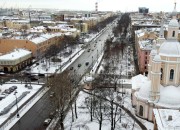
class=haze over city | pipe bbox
[0,0,179,12]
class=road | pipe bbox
[10,20,117,130]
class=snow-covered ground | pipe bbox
[64,88,154,130]
[63,45,153,130]
[30,45,84,74]
[0,82,46,130]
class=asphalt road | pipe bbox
[10,21,117,130]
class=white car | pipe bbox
[43,118,51,126]
[10,79,18,82]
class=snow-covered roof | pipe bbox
[12,20,30,23]
[159,86,180,106]
[169,19,179,27]
[30,33,62,44]
[133,74,180,107]
[139,40,153,50]
[153,109,180,130]
[0,49,31,61]
[131,74,148,90]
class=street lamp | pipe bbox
[101,43,102,53]
[97,50,98,60]
[14,90,19,118]
[92,56,93,66]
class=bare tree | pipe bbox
[48,70,73,130]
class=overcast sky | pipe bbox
[0,0,178,12]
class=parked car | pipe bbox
[87,49,91,52]
[11,86,17,90]
[43,118,51,126]
[0,94,6,100]
[4,89,11,94]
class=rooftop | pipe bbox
[153,109,180,130]
[0,49,31,60]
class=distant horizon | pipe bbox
[0,0,179,13]
[0,7,177,14]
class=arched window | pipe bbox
[161,68,163,80]
[172,31,175,37]
[139,105,143,116]
[170,69,174,80]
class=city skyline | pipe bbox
[0,0,179,12]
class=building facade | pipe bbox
[132,6,180,122]
[0,49,32,73]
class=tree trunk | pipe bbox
[111,100,114,130]
[60,112,64,130]
[99,113,102,130]
[90,98,93,121]
[75,100,78,119]
[71,104,74,122]
[119,108,121,123]
[113,105,118,129]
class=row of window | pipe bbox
[161,68,174,80]
[0,61,14,65]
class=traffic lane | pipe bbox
[10,90,55,130]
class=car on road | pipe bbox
[78,64,81,67]
[43,118,51,126]
[49,111,55,119]
[70,67,73,70]
[38,73,45,77]
[49,91,55,98]
[10,79,18,82]
[85,62,89,66]
[87,49,91,52]
[28,75,38,81]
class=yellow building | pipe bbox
[0,33,63,59]
[75,23,88,33]
[5,20,31,30]
[0,49,32,73]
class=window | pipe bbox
[139,105,143,116]
[145,61,147,64]
[161,68,163,80]
[145,52,148,55]
[145,66,147,69]
[172,31,175,37]
[170,69,174,80]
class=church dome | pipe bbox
[159,40,180,56]
[159,86,180,105]
[169,19,179,27]
[153,55,161,62]
[150,49,157,56]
